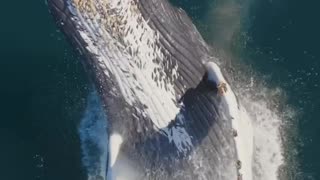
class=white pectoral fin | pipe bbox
[109,133,123,167]
[107,133,123,180]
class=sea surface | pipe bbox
[0,0,319,180]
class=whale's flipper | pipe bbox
[109,134,123,167]
[107,134,123,180]
[48,0,241,179]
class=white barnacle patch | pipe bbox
[67,0,191,152]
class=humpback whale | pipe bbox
[48,0,253,179]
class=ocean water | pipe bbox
[0,0,319,180]
[0,1,89,179]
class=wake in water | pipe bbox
[79,90,108,180]
[234,77,289,180]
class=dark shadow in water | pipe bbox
[0,0,94,178]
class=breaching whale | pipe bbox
[48,0,253,179]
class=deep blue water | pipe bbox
[0,1,88,179]
[0,0,319,179]
[247,1,320,178]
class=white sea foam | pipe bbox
[207,58,289,180]
[235,83,289,180]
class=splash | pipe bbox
[194,0,294,178]
[232,72,295,180]
[79,90,108,180]
[241,88,284,180]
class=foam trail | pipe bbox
[243,90,284,180]
[234,78,290,180]
[79,90,108,180]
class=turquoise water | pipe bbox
[0,1,88,179]
[0,0,319,179]
[246,1,320,178]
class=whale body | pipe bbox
[48,0,253,179]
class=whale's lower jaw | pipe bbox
[48,0,245,179]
